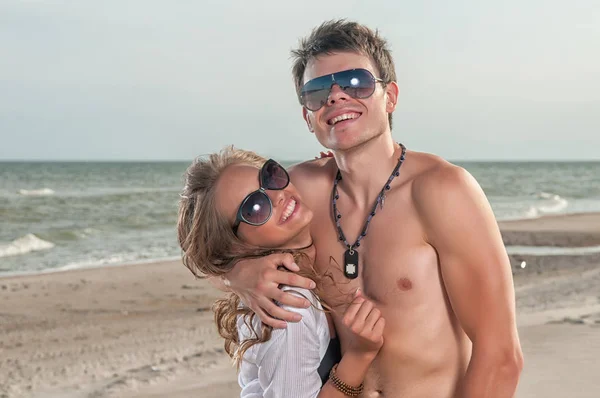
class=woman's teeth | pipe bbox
[281,199,296,222]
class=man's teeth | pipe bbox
[329,113,359,125]
[281,200,296,222]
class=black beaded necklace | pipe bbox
[332,143,407,279]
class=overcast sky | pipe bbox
[1,0,599,161]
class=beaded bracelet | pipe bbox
[328,364,364,396]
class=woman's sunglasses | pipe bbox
[299,68,385,112]
[232,159,290,235]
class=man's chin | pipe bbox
[328,134,367,151]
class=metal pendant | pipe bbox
[344,249,359,279]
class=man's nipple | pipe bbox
[397,277,413,291]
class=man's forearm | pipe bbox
[457,348,523,398]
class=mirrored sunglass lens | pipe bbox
[262,161,289,189]
[241,192,271,224]
[338,69,376,98]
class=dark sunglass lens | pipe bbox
[301,75,332,111]
[338,69,376,99]
[303,91,329,111]
[262,161,289,189]
[240,191,271,225]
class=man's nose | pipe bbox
[327,84,348,106]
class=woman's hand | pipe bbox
[318,289,385,395]
[341,289,385,360]
[223,253,317,329]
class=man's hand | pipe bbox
[223,253,317,329]
[315,150,334,159]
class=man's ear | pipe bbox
[385,81,399,113]
[302,107,314,133]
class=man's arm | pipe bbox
[415,164,524,398]
[219,253,317,329]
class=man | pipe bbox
[216,20,523,397]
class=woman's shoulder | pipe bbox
[238,287,322,335]
[238,286,330,397]
[237,287,326,361]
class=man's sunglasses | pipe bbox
[232,159,290,235]
[299,68,385,112]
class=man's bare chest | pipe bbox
[309,204,439,307]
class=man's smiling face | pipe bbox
[301,52,398,151]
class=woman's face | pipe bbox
[215,162,313,249]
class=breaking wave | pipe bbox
[18,188,55,196]
[0,234,55,258]
[523,192,569,219]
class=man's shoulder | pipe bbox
[407,150,484,225]
[288,157,337,182]
[408,150,477,206]
[287,158,338,204]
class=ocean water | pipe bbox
[1,161,599,275]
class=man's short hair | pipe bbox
[291,19,397,129]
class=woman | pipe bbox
[177,146,385,397]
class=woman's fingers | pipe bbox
[373,317,386,339]
[352,299,374,331]
[363,306,382,331]
[342,293,366,326]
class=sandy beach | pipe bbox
[2,213,600,397]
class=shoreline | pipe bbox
[0,255,181,280]
[3,212,600,280]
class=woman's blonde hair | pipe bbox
[177,146,323,367]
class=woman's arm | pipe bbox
[320,351,374,397]
[319,289,385,397]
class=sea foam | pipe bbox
[17,188,55,196]
[524,192,569,219]
[0,234,55,258]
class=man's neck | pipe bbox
[333,133,400,209]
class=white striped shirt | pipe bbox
[237,287,333,398]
